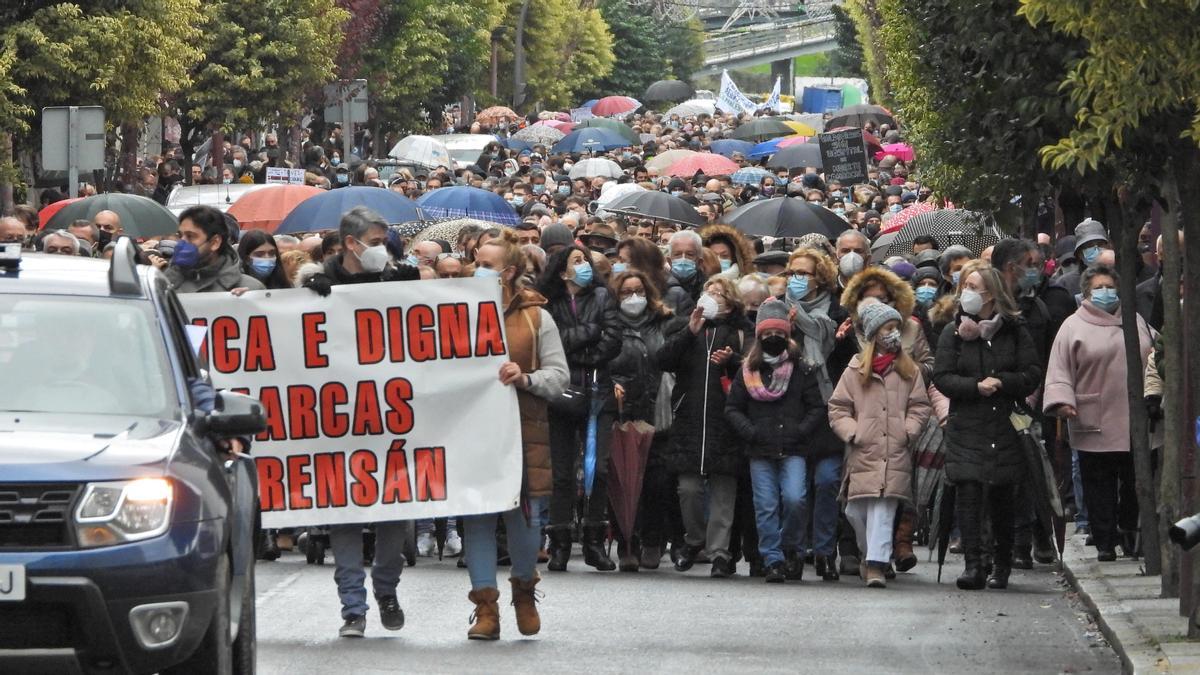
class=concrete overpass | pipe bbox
[694,2,841,88]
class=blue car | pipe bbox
[0,240,264,674]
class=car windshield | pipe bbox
[0,295,177,418]
[447,147,483,166]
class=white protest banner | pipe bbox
[760,77,782,114]
[180,278,523,528]
[265,167,305,185]
[717,70,756,115]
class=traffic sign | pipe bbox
[323,80,368,126]
[42,106,106,198]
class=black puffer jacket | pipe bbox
[657,314,752,476]
[609,310,683,423]
[932,315,1042,485]
[544,285,622,393]
[663,272,704,316]
[725,358,827,459]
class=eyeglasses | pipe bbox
[618,289,646,299]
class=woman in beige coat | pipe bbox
[828,302,932,587]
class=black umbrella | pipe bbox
[604,190,703,228]
[643,79,695,103]
[882,209,1003,258]
[930,477,957,583]
[1012,411,1064,563]
[766,144,823,170]
[730,118,797,142]
[826,104,896,129]
[724,197,845,238]
[44,193,178,238]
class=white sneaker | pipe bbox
[416,532,436,557]
[444,529,463,557]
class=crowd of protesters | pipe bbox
[5,104,1172,641]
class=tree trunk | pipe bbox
[1107,190,1160,575]
[0,133,13,214]
[1159,172,1183,598]
[119,122,140,193]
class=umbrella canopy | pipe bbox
[871,230,899,259]
[604,190,703,227]
[38,197,84,228]
[879,201,937,235]
[731,117,801,142]
[412,217,505,244]
[748,134,808,159]
[665,99,716,118]
[784,113,825,133]
[725,198,845,238]
[276,186,424,235]
[709,139,755,158]
[591,95,641,117]
[767,143,824,170]
[551,128,631,154]
[44,193,177,238]
[643,79,695,103]
[476,106,519,125]
[513,125,565,146]
[576,118,640,144]
[644,149,697,172]
[537,110,572,123]
[730,167,774,186]
[387,135,452,169]
[569,158,624,180]
[876,142,916,163]
[827,104,896,129]
[594,183,646,218]
[608,419,656,542]
[532,119,574,133]
[881,209,1001,257]
[664,153,739,178]
[227,185,323,232]
[783,121,818,136]
[416,185,520,226]
[500,137,534,152]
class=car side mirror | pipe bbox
[204,391,267,438]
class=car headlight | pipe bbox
[74,478,173,547]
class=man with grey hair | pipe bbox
[301,205,412,639]
[0,216,25,247]
[666,228,705,315]
[736,274,770,321]
[834,229,871,290]
[274,234,301,253]
[68,220,99,256]
[939,244,973,294]
[41,230,80,256]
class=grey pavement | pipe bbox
[255,546,1120,674]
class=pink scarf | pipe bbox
[957,314,1003,341]
[743,360,794,401]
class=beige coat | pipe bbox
[828,355,932,502]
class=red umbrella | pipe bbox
[227,184,323,232]
[664,153,740,178]
[38,197,84,229]
[607,419,655,543]
[533,119,574,133]
[591,96,641,117]
[879,201,936,235]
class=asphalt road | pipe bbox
[254,548,1120,674]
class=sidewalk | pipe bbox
[1062,533,1200,673]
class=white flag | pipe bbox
[717,70,756,115]
[761,77,782,113]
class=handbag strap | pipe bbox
[521,307,540,372]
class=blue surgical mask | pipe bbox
[915,286,937,305]
[533,184,545,194]
[405,254,419,266]
[511,196,525,207]
[474,266,501,279]
[1082,245,1102,266]
[171,239,201,268]
[558,185,571,196]
[889,204,903,214]
[1090,287,1119,312]
[249,257,276,278]
[1018,266,1042,290]
[719,258,732,272]
[337,174,349,184]
[787,274,809,300]
[833,207,845,217]
[611,262,628,274]
[571,261,593,287]
[671,258,697,280]
[951,270,962,286]
[671,190,685,198]
[331,156,341,166]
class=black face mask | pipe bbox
[97,229,113,248]
[761,335,788,357]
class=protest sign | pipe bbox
[265,167,306,185]
[818,129,869,185]
[180,278,522,528]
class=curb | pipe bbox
[1060,535,1171,674]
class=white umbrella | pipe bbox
[569,158,624,180]
[593,183,647,219]
[664,99,716,118]
[513,125,565,145]
[388,135,452,169]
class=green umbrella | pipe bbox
[44,193,178,238]
[576,118,640,145]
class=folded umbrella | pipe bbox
[724,197,844,238]
[608,418,656,543]
[931,477,957,583]
[1011,411,1064,562]
[583,378,603,498]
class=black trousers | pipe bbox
[957,481,1016,566]
[549,411,613,527]
[633,458,678,548]
[1077,451,1138,552]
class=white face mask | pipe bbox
[696,293,720,320]
[839,251,864,278]
[620,294,647,317]
[355,238,390,273]
[960,289,985,315]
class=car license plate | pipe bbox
[0,564,25,601]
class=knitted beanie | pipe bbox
[755,298,791,336]
[860,300,902,339]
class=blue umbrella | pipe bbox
[551,128,630,154]
[275,186,423,234]
[748,137,789,159]
[710,139,755,158]
[730,167,775,186]
[416,186,520,226]
[583,378,603,497]
[500,137,534,152]
[580,99,599,110]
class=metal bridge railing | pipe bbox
[702,18,838,67]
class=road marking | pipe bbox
[257,571,301,606]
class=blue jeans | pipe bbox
[464,497,546,590]
[331,521,412,620]
[801,455,842,557]
[749,457,807,566]
[1072,450,1090,528]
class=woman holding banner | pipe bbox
[465,230,569,640]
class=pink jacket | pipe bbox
[1042,300,1154,453]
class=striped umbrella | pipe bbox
[881,209,1001,258]
[879,201,936,235]
[730,167,774,186]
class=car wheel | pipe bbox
[232,556,256,675]
[164,555,232,675]
[313,540,326,566]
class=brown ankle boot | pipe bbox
[509,574,542,636]
[893,509,918,572]
[467,588,501,640]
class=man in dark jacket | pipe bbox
[664,230,706,316]
[303,206,413,639]
[161,206,264,294]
